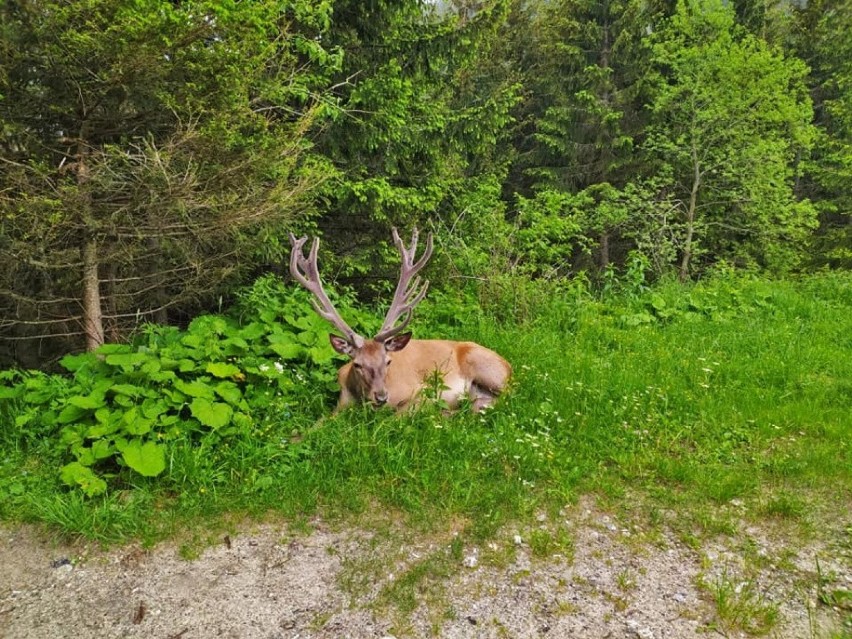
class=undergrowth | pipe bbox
[0,270,849,550]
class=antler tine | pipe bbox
[375,227,434,342]
[288,233,364,347]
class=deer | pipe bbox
[288,228,511,412]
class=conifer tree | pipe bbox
[0,0,337,363]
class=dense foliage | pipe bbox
[2,0,849,365]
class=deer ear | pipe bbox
[384,332,412,352]
[329,334,355,356]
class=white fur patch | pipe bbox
[440,376,470,407]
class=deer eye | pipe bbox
[353,363,362,370]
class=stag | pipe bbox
[288,229,511,412]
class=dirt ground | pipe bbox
[1,500,849,639]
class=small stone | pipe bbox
[626,619,655,639]
[513,535,523,546]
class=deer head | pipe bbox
[288,228,433,407]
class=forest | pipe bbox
[1,0,849,366]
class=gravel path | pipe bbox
[2,502,849,638]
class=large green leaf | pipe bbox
[111,383,145,397]
[104,352,149,369]
[57,404,89,424]
[122,407,154,436]
[214,381,243,406]
[59,352,98,373]
[60,462,107,496]
[178,359,199,372]
[180,334,203,349]
[97,344,132,355]
[67,392,105,410]
[174,379,215,400]
[118,439,167,477]
[91,439,114,460]
[188,315,229,335]
[141,399,169,420]
[309,345,335,365]
[269,342,303,360]
[206,362,241,378]
[190,398,233,429]
[239,322,267,340]
[0,386,22,399]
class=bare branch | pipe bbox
[0,315,83,327]
[0,330,87,341]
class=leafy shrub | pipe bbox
[0,277,356,496]
[615,269,777,327]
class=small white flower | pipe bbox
[274,361,285,374]
[259,364,270,372]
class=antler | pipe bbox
[374,227,434,342]
[289,233,364,348]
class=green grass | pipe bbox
[0,272,850,546]
[702,571,781,636]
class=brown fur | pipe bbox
[335,338,511,412]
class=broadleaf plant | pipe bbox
[0,279,346,494]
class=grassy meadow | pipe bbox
[0,271,849,547]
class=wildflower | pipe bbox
[274,361,285,374]
[259,364,270,372]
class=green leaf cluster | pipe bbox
[0,279,347,495]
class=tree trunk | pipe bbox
[76,121,104,351]
[679,143,701,282]
[146,236,170,325]
[599,231,610,270]
[82,235,104,350]
[598,7,612,275]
